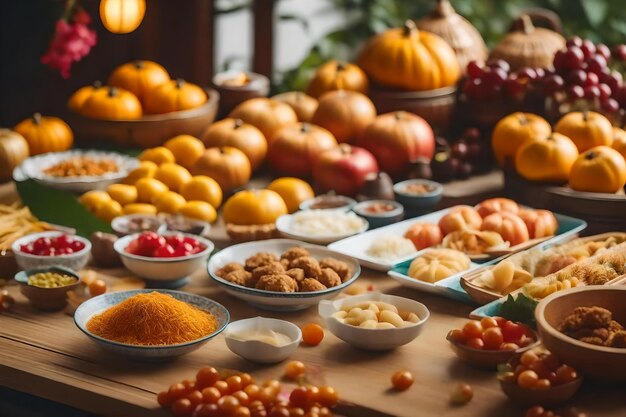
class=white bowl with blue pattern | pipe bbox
[74,289,229,361]
[207,239,361,311]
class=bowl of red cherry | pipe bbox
[114,231,214,288]
[12,231,91,271]
[498,347,582,406]
[447,316,540,369]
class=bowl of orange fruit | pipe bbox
[79,135,222,226]
[66,60,219,149]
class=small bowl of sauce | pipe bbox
[353,200,404,229]
[299,194,356,212]
[111,214,165,236]
[161,214,210,236]
[224,317,302,363]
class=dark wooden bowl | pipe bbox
[212,72,270,118]
[68,88,220,149]
[536,286,626,382]
[368,85,457,133]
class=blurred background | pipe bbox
[2,0,625,126]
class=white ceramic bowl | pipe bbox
[114,232,214,288]
[18,150,139,193]
[12,231,91,271]
[207,239,361,311]
[74,289,229,361]
[224,317,302,363]
[111,214,166,236]
[275,212,369,245]
[319,292,430,351]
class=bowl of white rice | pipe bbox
[276,210,369,245]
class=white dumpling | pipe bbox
[408,249,471,283]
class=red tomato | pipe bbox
[555,364,578,385]
[482,327,504,350]
[154,244,177,258]
[449,328,466,343]
[466,337,485,350]
[480,317,499,329]
[502,321,525,343]
[500,342,519,351]
[462,321,483,339]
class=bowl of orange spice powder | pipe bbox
[74,289,229,360]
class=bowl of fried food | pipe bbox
[208,239,360,311]
[535,286,626,381]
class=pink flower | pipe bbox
[41,8,97,79]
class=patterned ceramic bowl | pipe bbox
[74,289,229,361]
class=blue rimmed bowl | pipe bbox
[113,232,214,288]
[74,289,229,361]
[393,179,443,215]
[207,239,361,311]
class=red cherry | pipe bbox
[126,240,141,255]
[586,55,608,74]
[154,244,176,258]
[137,232,166,256]
[566,84,585,100]
[566,36,583,48]
[504,77,526,96]
[70,240,84,252]
[596,43,611,60]
[565,69,587,86]
[601,97,620,113]
[614,44,626,61]
[41,248,56,256]
[542,74,564,95]
[463,127,481,143]
[598,83,612,100]
[33,237,51,253]
[516,67,537,80]
[534,67,546,79]
[584,72,599,87]
[603,70,623,91]
[483,67,508,87]
[580,39,596,58]
[466,61,484,79]
[554,47,584,72]
[166,234,185,248]
[584,85,601,99]
[487,59,510,73]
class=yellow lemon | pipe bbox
[79,190,111,213]
[123,160,157,185]
[94,200,123,222]
[154,163,192,192]
[138,146,175,165]
[135,178,169,203]
[180,175,223,208]
[267,177,315,213]
[155,191,186,214]
[106,184,138,206]
[163,135,205,169]
[123,203,157,215]
[178,201,217,223]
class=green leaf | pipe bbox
[580,0,608,27]
[15,179,113,238]
[498,293,538,327]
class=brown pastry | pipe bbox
[319,257,351,282]
[318,268,341,288]
[216,262,244,278]
[255,274,297,292]
[285,268,305,284]
[281,247,310,263]
[299,278,327,292]
[245,252,278,271]
[289,256,322,278]
[224,269,252,286]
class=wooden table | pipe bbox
[1,182,624,417]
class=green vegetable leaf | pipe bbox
[15,179,112,238]
[498,293,538,327]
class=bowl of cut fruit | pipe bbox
[114,231,214,288]
[447,316,540,369]
[12,231,91,271]
[498,348,583,406]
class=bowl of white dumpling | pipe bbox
[318,292,430,350]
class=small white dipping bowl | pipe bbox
[319,292,430,351]
[12,231,91,271]
[114,232,214,288]
[224,317,302,363]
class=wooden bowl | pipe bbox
[68,88,219,149]
[368,85,456,133]
[535,286,626,382]
[212,72,270,117]
[499,376,582,406]
[446,329,540,369]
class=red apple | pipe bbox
[313,144,379,196]
[358,111,435,178]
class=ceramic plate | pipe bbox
[19,150,138,192]
[275,213,369,245]
[329,208,587,272]
[207,239,361,311]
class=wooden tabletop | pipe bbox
[1,180,625,417]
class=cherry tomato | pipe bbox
[232,390,250,406]
[187,390,204,408]
[284,361,306,380]
[269,407,290,417]
[520,350,539,366]
[499,342,519,351]
[201,387,221,404]
[169,383,188,401]
[196,367,220,389]
[529,358,552,378]
[317,386,339,407]
[263,379,281,393]
[448,329,466,343]
[466,337,485,350]
[88,279,107,297]
[240,373,255,387]
[450,383,473,405]
[226,375,243,392]
[462,321,483,339]
[525,406,546,417]
[233,406,252,417]
[555,364,578,385]
[288,407,305,417]
[391,370,414,391]
[289,387,308,408]
[301,323,324,346]
[157,391,173,408]
[517,370,539,389]
[258,387,278,406]
[493,316,507,327]
[214,380,230,395]
[502,321,525,343]
[244,384,261,400]
[154,244,176,258]
[193,403,219,417]
[182,379,196,394]
[217,395,240,414]
[533,379,551,390]
[172,398,194,417]
[304,386,320,408]
[480,317,499,329]
[482,327,504,350]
